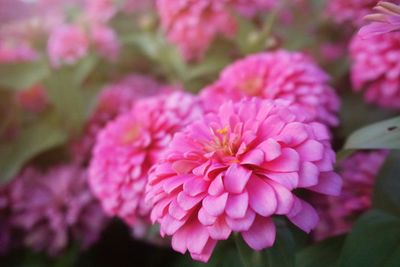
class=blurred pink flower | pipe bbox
[232,0,277,17]
[146,98,341,262]
[47,24,89,68]
[70,74,167,163]
[314,151,388,241]
[9,165,108,255]
[0,42,37,63]
[359,1,400,38]
[200,50,340,126]
[85,0,118,24]
[15,84,48,113]
[89,92,202,227]
[350,32,400,109]
[157,0,237,60]
[0,187,12,255]
[326,0,378,26]
[91,24,120,61]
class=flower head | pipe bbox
[91,24,120,61]
[200,51,340,126]
[359,1,400,38]
[8,165,107,255]
[70,74,166,163]
[89,92,202,227]
[157,0,237,60]
[146,98,341,262]
[314,151,388,240]
[326,0,378,26]
[350,32,400,109]
[47,24,88,68]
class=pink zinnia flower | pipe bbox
[89,92,202,227]
[15,84,48,113]
[70,74,166,163]
[9,165,108,255]
[157,0,237,60]
[200,51,340,126]
[359,1,400,38]
[326,0,378,26]
[85,0,118,24]
[47,24,89,68]
[0,41,37,63]
[350,32,400,109]
[91,24,120,61]
[232,0,277,17]
[314,151,388,241]
[146,98,342,262]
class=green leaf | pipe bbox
[43,67,88,133]
[0,61,49,90]
[295,235,345,267]
[0,115,68,184]
[373,151,400,216]
[344,116,400,149]
[338,210,400,267]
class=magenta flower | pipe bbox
[85,0,118,24]
[200,51,340,126]
[0,42,37,63]
[359,1,400,38]
[89,92,202,227]
[8,165,107,255]
[91,24,120,61]
[232,0,277,17]
[146,98,342,262]
[47,24,89,68]
[314,151,388,241]
[157,0,237,60]
[70,74,166,163]
[326,0,378,26]
[350,32,400,109]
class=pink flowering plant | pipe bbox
[1,1,400,267]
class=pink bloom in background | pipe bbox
[8,165,108,255]
[314,151,388,241]
[157,0,237,60]
[232,0,277,17]
[359,1,400,38]
[0,42,37,63]
[326,0,378,26]
[15,84,48,113]
[70,74,166,163]
[350,32,400,109]
[200,50,340,127]
[47,24,89,68]
[123,0,155,13]
[146,98,341,262]
[85,0,118,24]
[89,91,202,228]
[91,24,120,61]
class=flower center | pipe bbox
[121,124,141,145]
[239,77,263,96]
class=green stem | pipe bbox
[234,234,252,267]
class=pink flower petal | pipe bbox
[296,140,324,162]
[257,139,281,161]
[241,149,265,165]
[208,173,224,196]
[183,178,208,196]
[198,207,217,226]
[225,191,249,219]
[177,192,204,211]
[226,209,256,231]
[207,217,232,239]
[203,193,228,217]
[287,197,318,233]
[186,222,211,254]
[190,239,217,263]
[261,171,299,190]
[268,180,294,215]
[247,176,277,216]
[276,122,308,146]
[263,148,299,172]
[242,216,276,250]
[224,164,252,193]
[298,162,319,187]
[309,172,342,196]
